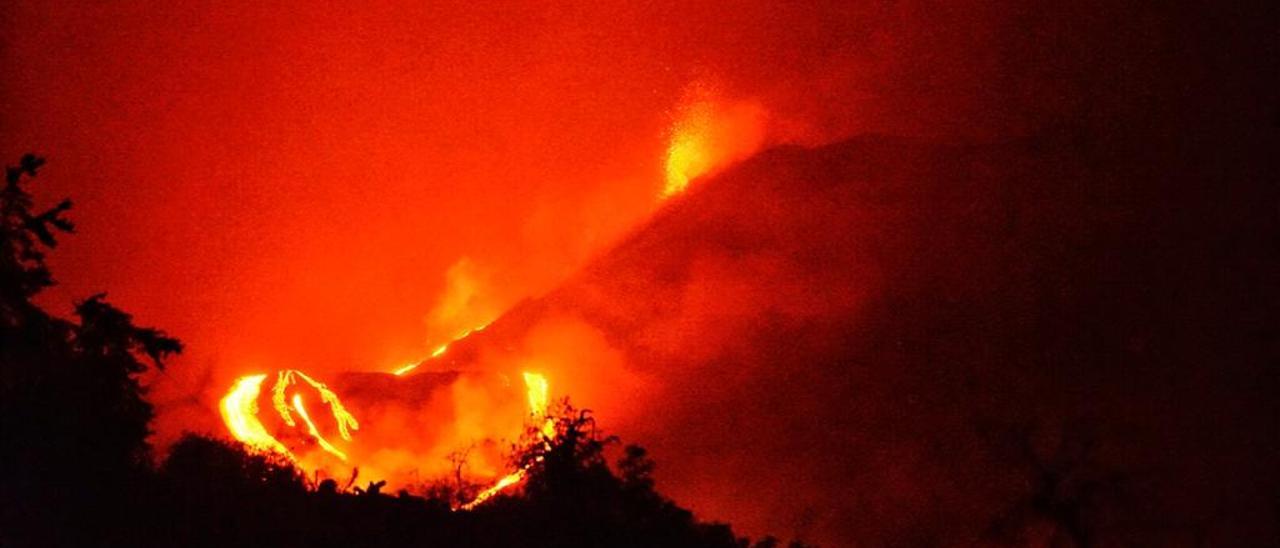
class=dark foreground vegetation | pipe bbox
[0,156,803,548]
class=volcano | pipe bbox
[386,134,1064,543]
[370,129,1276,545]
[5,2,1275,546]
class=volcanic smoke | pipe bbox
[215,90,769,507]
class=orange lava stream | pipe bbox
[281,370,359,440]
[219,374,293,458]
[393,323,490,376]
[292,393,348,461]
[220,358,551,510]
[457,371,555,510]
[221,369,358,464]
[458,469,527,511]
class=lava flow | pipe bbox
[220,374,292,458]
[459,371,555,510]
[392,322,489,376]
[220,366,554,510]
[216,89,755,507]
[219,369,359,463]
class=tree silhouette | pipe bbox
[1,153,63,313]
[1,155,182,546]
[472,402,753,548]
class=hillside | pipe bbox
[401,131,1276,545]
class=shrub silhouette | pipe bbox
[459,403,747,548]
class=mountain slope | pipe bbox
[424,129,1275,545]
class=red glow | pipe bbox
[10,3,1259,546]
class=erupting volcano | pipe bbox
[211,85,772,508]
[3,2,1275,546]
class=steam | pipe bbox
[209,78,773,499]
[425,258,501,344]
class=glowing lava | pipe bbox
[662,83,768,198]
[221,365,554,509]
[293,393,348,461]
[458,371,555,510]
[272,369,359,441]
[391,362,420,376]
[459,469,527,511]
[523,371,549,416]
[664,103,715,197]
[393,323,490,376]
[217,82,759,502]
[220,369,358,463]
[220,374,292,458]
[522,371,556,439]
